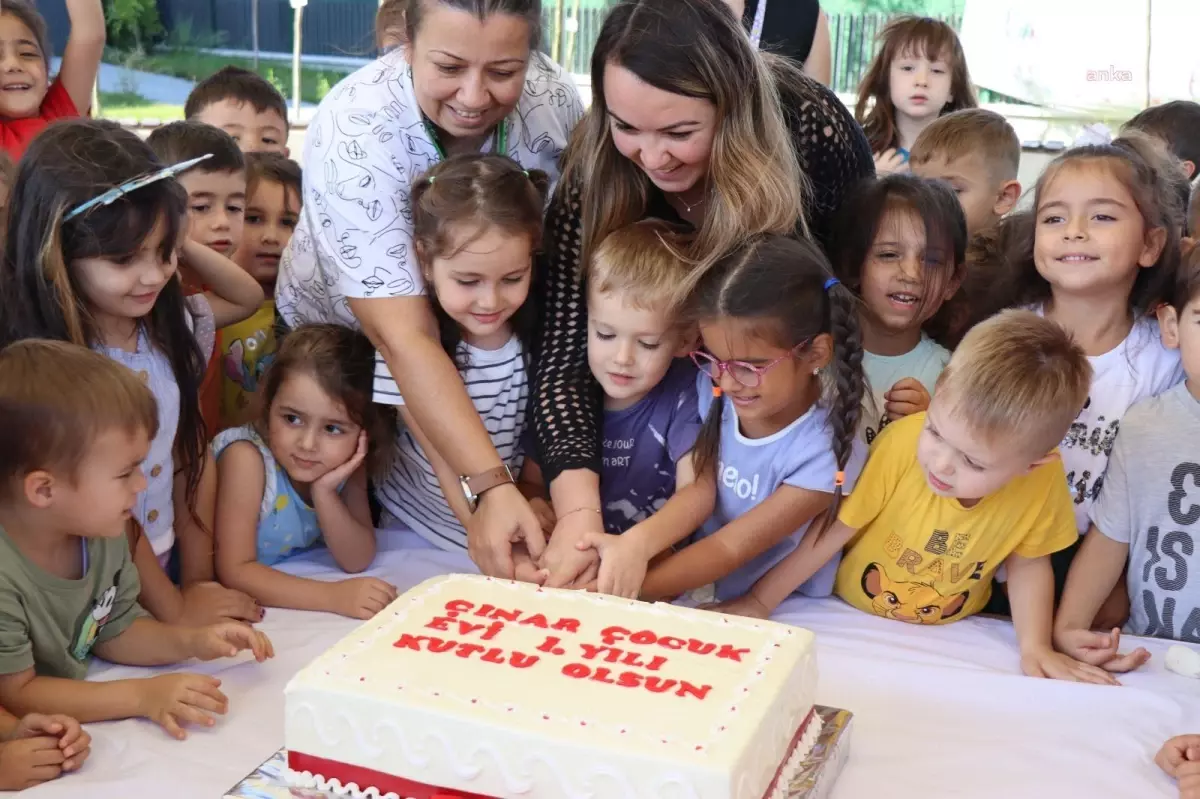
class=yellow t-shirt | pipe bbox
[219,300,277,430]
[834,412,1077,624]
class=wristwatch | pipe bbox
[460,465,515,513]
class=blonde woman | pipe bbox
[519,0,874,588]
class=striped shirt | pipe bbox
[374,335,528,551]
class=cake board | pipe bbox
[222,706,853,799]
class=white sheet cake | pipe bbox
[285,575,821,799]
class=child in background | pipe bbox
[615,235,866,604]
[1054,248,1200,670]
[1157,735,1200,799]
[214,325,397,619]
[147,121,249,436]
[0,120,264,627]
[185,66,291,156]
[989,133,1184,598]
[375,154,548,557]
[0,0,104,159]
[146,122,247,262]
[0,341,272,741]
[910,108,1023,349]
[854,15,976,176]
[717,312,1110,685]
[910,108,1023,237]
[540,221,701,598]
[828,174,965,446]
[1123,101,1200,182]
[224,152,301,427]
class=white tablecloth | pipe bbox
[21,530,1200,798]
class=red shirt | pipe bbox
[1,79,80,161]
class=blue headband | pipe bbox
[823,277,840,292]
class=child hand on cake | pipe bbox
[0,343,275,742]
[1157,735,1200,799]
[213,326,399,620]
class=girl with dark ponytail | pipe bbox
[603,234,866,604]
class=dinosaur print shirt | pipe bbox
[834,413,1078,624]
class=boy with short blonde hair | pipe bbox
[911,108,1022,236]
[719,311,1113,684]
[0,341,273,740]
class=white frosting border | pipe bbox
[283,713,825,799]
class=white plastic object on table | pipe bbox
[1166,644,1200,678]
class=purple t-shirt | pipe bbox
[600,360,702,534]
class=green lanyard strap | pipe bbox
[424,118,508,162]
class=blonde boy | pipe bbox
[0,341,273,739]
[725,311,1115,683]
[911,108,1022,236]
[583,220,701,537]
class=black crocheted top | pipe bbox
[531,75,874,482]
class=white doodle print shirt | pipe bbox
[1047,311,1184,533]
[275,48,583,332]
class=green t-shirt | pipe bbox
[0,529,145,680]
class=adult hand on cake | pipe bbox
[467,484,547,581]
[137,674,229,740]
[327,577,399,620]
[540,525,600,590]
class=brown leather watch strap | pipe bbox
[463,465,515,497]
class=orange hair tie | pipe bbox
[834,471,846,487]
[712,386,722,398]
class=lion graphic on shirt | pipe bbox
[861,562,968,624]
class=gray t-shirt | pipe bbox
[694,372,868,602]
[0,529,145,679]
[1092,382,1200,641]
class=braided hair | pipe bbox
[688,235,864,533]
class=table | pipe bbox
[23,530,1200,798]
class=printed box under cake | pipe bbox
[284,575,819,799]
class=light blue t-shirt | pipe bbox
[694,372,868,602]
[861,333,950,446]
[211,425,324,566]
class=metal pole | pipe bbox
[291,0,307,122]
